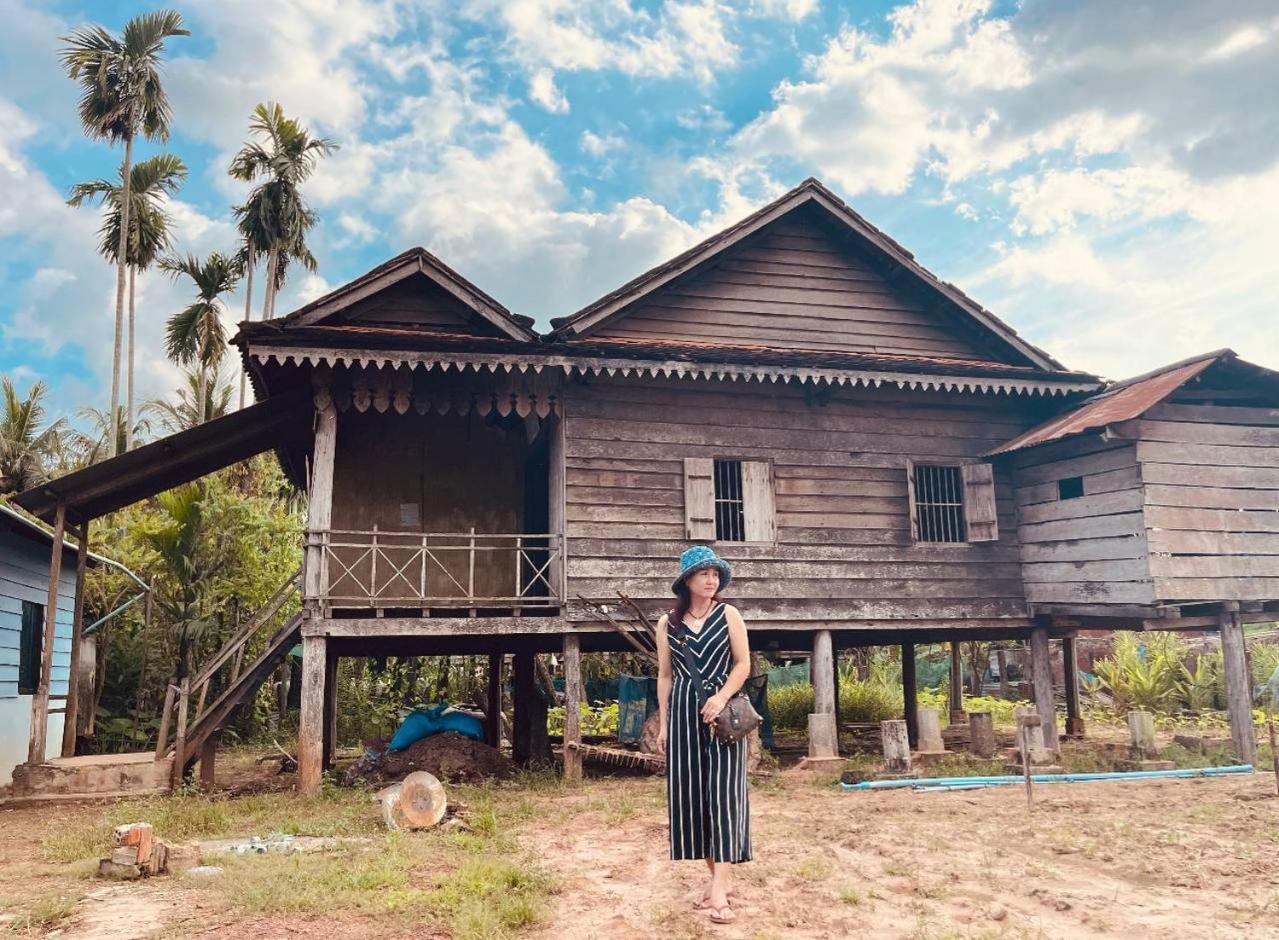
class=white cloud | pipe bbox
[580,130,624,157]
[529,68,570,114]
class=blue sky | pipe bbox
[2,0,1277,423]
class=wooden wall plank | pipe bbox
[586,212,992,361]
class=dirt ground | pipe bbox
[3,762,1278,939]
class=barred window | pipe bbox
[714,459,746,541]
[911,464,967,543]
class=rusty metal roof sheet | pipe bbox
[986,350,1233,456]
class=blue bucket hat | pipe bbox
[672,545,733,594]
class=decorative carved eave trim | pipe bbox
[249,345,1101,398]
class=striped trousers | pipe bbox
[666,676,751,863]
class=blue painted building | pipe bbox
[0,505,140,787]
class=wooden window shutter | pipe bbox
[962,462,999,542]
[683,457,715,541]
[905,460,920,541]
[742,461,776,542]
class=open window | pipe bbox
[684,457,776,543]
[906,460,999,543]
[19,600,43,695]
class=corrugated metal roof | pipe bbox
[986,350,1232,456]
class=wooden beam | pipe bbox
[485,653,503,748]
[1029,626,1060,753]
[28,501,66,764]
[323,651,338,769]
[298,634,327,793]
[812,630,835,715]
[902,641,918,749]
[1218,609,1258,765]
[61,521,89,758]
[562,634,583,784]
[1062,635,1084,738]
[948,641,965,724]
[303,398,338,617]
[172,678,190,790]
[199,731,219,792]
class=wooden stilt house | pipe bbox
[10,178,1279,797]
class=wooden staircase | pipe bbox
[159,569,303,781]
[6,570,302,802]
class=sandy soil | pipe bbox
[524,770,1279,939]
[3,767,1278,939]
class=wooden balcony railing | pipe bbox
[315,529,565,609]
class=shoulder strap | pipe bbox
[669,615,710,708]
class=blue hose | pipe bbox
[840,764,1254,790]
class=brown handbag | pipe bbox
[672,619,762,744]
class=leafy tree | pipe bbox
[67,154,188,450]
[60,10,189,456]
[0,379,66,495]
[161,252,240,422]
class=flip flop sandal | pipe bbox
[695,890,734,910]
[709,905,736,925]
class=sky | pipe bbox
[2,0,1278,422]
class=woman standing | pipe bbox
[656,546,753,926]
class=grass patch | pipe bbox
[43,785,383,863]
[5,893,77,933]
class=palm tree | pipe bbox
[60,11,189,457]
[143,365,234,433]
[70,405,153,466]
[67,154,188,450]
[0,379,67,496]
[144,483,217,682]
[161,252,240,424]
[229,102,336,407]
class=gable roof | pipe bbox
[259,247,536,342]
[548,178,1065,372]
[986,349,1279,456]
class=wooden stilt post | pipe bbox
[200,731,219,792]
[299,375,337,795]
[61,520,90,758]
[997,648,1010,699]
[323,651,338,769]
[172,677,190,790]
[1062,635,1084,738]
[809,629,837,758]
[948,641,965,725]
[902,641,918,749]
[1029,625,1059,754]
[28,501,66,764]
[298,634,328,793]
[563,633,583,784]
[1219,606,1257,766]
[831,636,841,732]
[512,648,551,766]
[155,683,175,759]
[485,653,503,748]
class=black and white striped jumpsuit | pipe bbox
[666,602,751,863]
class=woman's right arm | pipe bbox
[656,613,672,756]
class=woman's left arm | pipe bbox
[702,605,752,722]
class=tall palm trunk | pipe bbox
[237,245,256,410]
[263,246,279,319]
[108,132,135,458]
[197,365,207,426]
[126,265,136,451]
